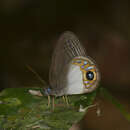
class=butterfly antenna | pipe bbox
[26,64,47,88]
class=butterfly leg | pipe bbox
[65,95,69,107]
[62,96,66,103]
[47,95,51,107]
[52,96,55,111]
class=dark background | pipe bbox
[0,0,130,129]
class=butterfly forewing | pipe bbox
[49,31,87,94]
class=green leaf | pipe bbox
[0,87,97,129]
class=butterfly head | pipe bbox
[72,56,100,92]
[44,88,52,95]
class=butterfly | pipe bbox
[27,31,100,110]
[46,31,100,95]
[44,31,100,109]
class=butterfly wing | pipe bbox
[49,31,87,95]
[49,31,100,96]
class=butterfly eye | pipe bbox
[86,71,94,80]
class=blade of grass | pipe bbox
[26,65,47,88]
[99,87,130,122]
